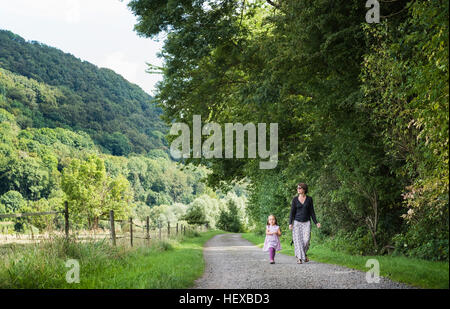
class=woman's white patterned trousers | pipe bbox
[292,220,311,262]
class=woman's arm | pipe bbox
[309,197,319,225]
[289,197,296,225]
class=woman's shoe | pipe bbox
[305,256,309,262]
[297,259,302,264]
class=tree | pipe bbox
[61,155,133,229]
[0,190,26,213]
[129,0,448,260]
[182,205,209,226]
[0,190,27,231]
[217,199,242,233]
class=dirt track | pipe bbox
[193,233,415,289]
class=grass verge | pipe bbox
[0,229,222,288]
[241,232,449,289]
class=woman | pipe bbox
[289,183,321,264]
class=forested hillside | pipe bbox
[0,30,167,155]
[0,106,247,231]
[129,0,449,261]
[0,29,249,234]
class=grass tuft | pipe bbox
[0,230,222,288]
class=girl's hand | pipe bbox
[289,224,293,230]
[316,223,321,229]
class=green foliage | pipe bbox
[216,199,243,233]
[61,155,133,228]
[182,204,208,226]
[23,192,64,231]
[0,104,232,231]
[129,0,448,260]
[0,31,168,155]
[361,0,449,260]
[0,27,251,234]
[0,190,26,213]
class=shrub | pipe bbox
[182,205,208,226]
[216,199,243,233]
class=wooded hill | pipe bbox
[0,29,248,234]
[0,29,167,156]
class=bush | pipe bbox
[253,225,266,236]
[216,200,243,233]
[321,228,376,256]
[182,205,208,226]
[393,227,449,261]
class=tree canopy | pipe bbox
[129,0,448,260]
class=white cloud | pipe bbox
[65,0,81,24]
[101,51,139,83]
[0,0,164,95]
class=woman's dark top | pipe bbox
[289,195,318,225]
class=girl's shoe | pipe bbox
[270,260,275,264]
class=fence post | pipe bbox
[176,223,178,235]
[64,201,69,240]
[146,216,150,243]
[159,222,161,240]
[129,217,133,247]
[184,225,186,235]
[167,222,170,238]
[109,210,116,246]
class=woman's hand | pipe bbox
[316,223,321,229]
[289,224,293,230]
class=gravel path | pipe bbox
[193,233,415,289]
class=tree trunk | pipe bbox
[93,216,99,230]
[366,189,379,251]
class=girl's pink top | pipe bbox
[263,225,282,252]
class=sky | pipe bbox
[0,0,164,96]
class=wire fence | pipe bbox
[0,202,207,246]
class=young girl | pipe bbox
[263,214,282,264]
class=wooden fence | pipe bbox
[0,201,206,246]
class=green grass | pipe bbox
[0,230,223,288]
[242,232,449,289]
